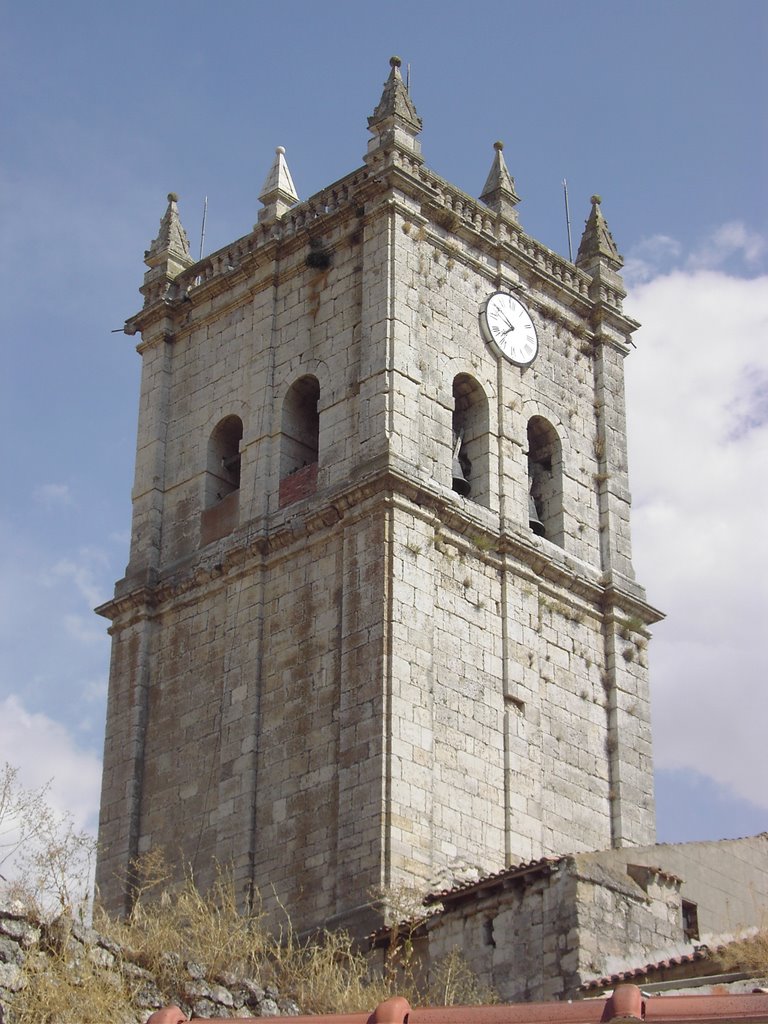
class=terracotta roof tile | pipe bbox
[424,856,565,905]
[368,915,430,948]
[147,986,768,1024]
[628,863,684,885]
[582,946,716,991]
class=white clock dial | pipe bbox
[480,292,538,366]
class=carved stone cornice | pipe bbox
[590,304,641,352]
[101,460,661,630]
[600,582,665,626]
[95,583,159,627]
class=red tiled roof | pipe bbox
[627,863,684,886]
[368,915,430,948]
[424,856,564,906]
[147,985,768,1024]
[422,836,768,908]
[582,947,713,991]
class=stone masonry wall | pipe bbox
[422,837,768,1002]
[423,860,676,1002]
[570,858,682,985]
[580,835,768,944]
[382,198,655,863]
[425,866,581,1003]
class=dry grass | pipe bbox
[426,947,497,1006]
[717,930,768,974]
[101,853,399,1013]
[101,852,269,998]
[7,843,496,1019]
[8,946,140,1024]
[272,929,398,1013]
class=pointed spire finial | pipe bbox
[365,55,423,165]
[480,140,521,222]
[258,146,300,224]
[145,192,193,269]
[575,194,626,307]
[141,193,194,306]
[576,193,623,270]
[368,56,421,132]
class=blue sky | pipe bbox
[1,1,766,850]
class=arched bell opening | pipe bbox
[279,375,320,507]
[280,375,320,476]
[204,415,243,508]
[526,416,564,547]
[452,374,490,508]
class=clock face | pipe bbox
[480,292,538,366]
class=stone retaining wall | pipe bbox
[0,899,299,1023]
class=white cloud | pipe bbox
[0,696,102,834]
[63,613,106,647]
[627,261,768,812]
[82,677,108,703]
[0,524,112,769]
[624,234,682,285]
[626,222,766,287]
[47,552,109,610]
[726,365,768,441]
[33,483,74,507]
[687,221,765,271]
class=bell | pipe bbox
[452,430,471,496]
[452,454,471,496]
[529,493,545,536]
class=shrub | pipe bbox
[0,762,96,921]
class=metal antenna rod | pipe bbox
[563,179,573,262]
[406,63,411,93]
[199,195,208,260]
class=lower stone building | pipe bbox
[371,834,768,1003]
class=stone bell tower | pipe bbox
[96,57,661,936]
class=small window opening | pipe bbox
[205,415,243,508]
[526,417,563,546]
[482,917,496,948]
[682,900,699,941]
